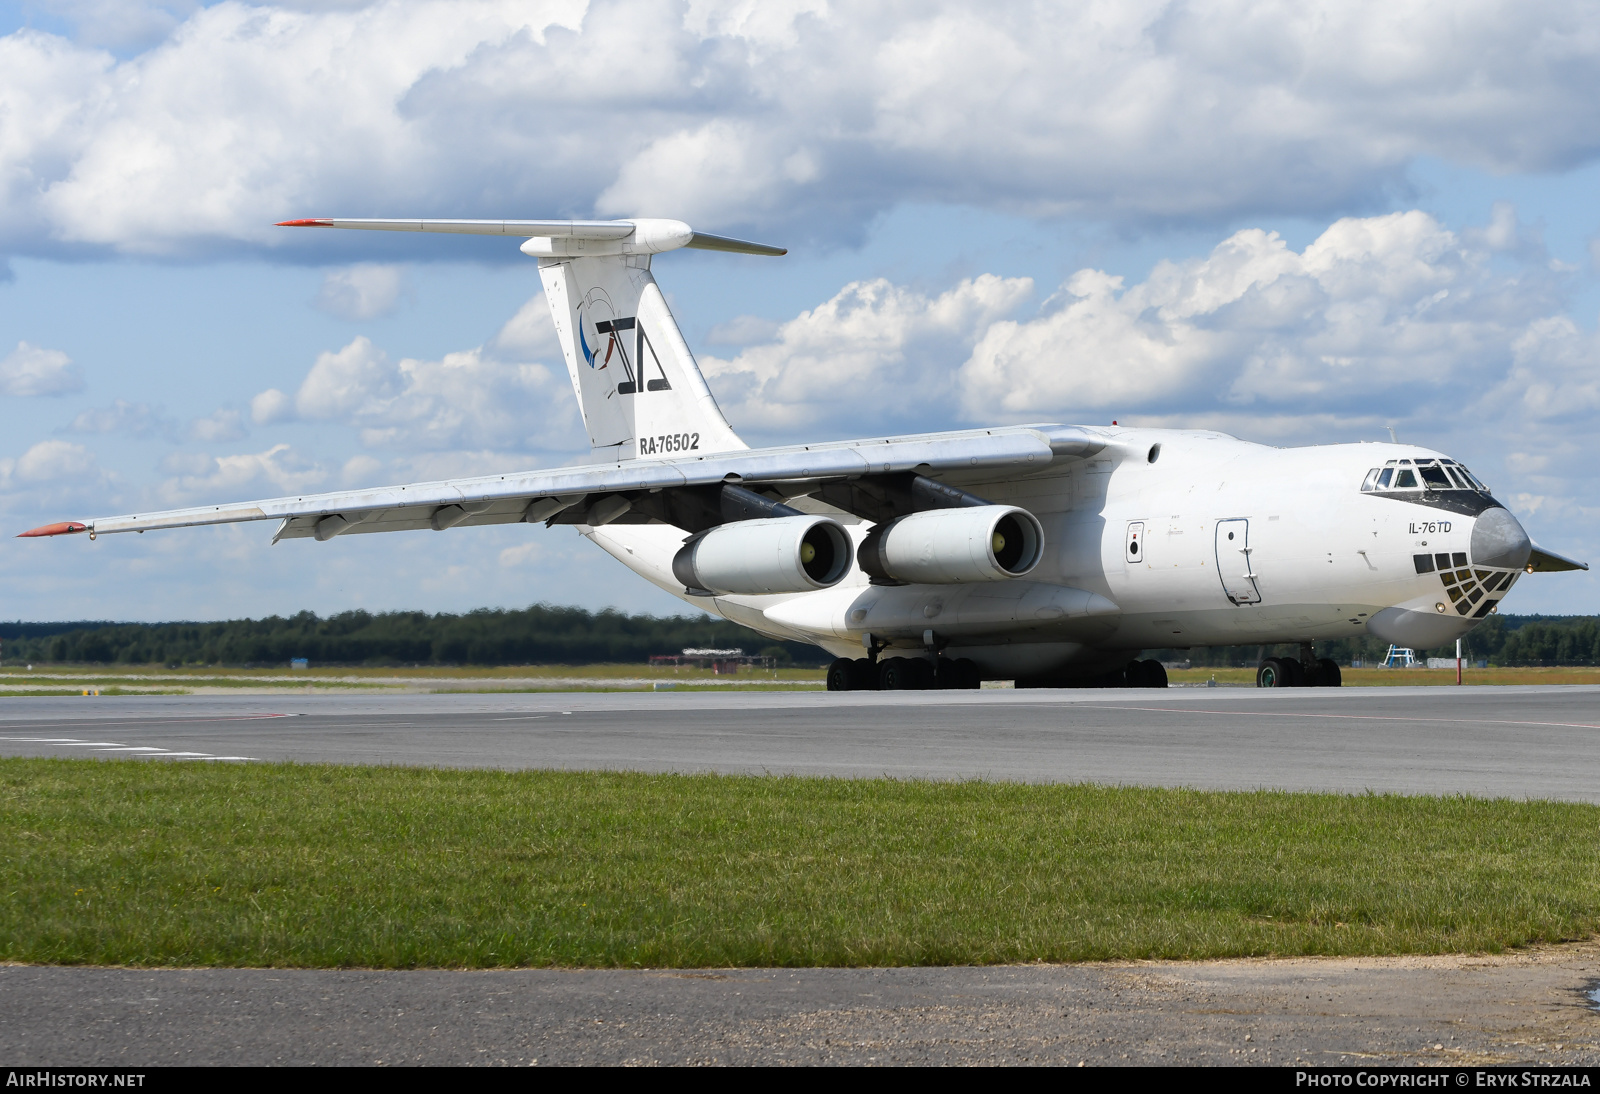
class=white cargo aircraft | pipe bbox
[20,217,1590,689]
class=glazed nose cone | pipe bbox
[1471,506,1532,570]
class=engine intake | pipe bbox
[858,505,1044,584]
[673,515,851,596]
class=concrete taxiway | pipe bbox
[2,685,1600,800]
[3,945,1598,1066]
[5,687,1600,1066]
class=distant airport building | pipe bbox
[650,648,774,675]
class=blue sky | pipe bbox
[2,0,1599,621]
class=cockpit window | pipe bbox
[1360,467,1397,491]
[1419,464,1451,489]
[1361,460,1487,493]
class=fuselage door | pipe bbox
[1214,518,1261,604]
[1125,521,1145,565]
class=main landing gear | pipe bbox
[1014,658,1169,689]
[1257,643,1343,688]
[825,655,982,691]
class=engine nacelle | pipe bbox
[673,515,852,595]
[858,504,1044,584]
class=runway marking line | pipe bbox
[0,714,296,732]
[1090,705,1600,732]
[0,736,255,762]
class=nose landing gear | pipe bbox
[1257,644,1343,687]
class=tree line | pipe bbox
[1,607,1597,669]
[0,606,827,667]
[1145,613,1600,667]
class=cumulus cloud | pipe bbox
[0,438,116,511]
[0,342,85,396]
[45,0,193,52]
[1496,317,1600,425]
[339,453,384,487]
[688,209,1594,458]
[0,439,103,487]
[67,399,171,436]
[486,293,560,360]
[960,211,1563,421]
[498,540,545,568]
[187,407,247,443]
[701,274,1033,431]
[5,1,1600,257]
[313,264,408,320]
[257,329,575,451]
[156,443,326,503]
[250,388,295,425]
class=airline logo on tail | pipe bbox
[577,293,672,396]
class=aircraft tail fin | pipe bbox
[537,246,752,459]
[276,216,785,461]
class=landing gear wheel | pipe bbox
[879,657,928,691]
[1125,659,1168,688]
[1317,657,1342,687]
[1257,658,1288,688]
[851,658,878,691]
[1282,658,1305,687]
[953,658,982,689]
[826,657,855,691]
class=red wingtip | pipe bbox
[276,218,334,227]
[17,521,88,538]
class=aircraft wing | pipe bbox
[1527,543,1590,572]
[18,425,1103,542]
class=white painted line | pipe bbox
[0,737,86,743]
[0,714,297,732]
[51,742,126,747]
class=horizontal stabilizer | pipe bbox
[276,218,637,238]
[685,231,787,257]
[276,218,785,256]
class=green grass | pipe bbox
[3,759,1598,968]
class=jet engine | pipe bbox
[858,504,1044,584]
[672,515,852,595]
